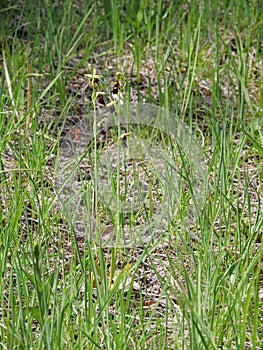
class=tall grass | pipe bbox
[0,0,262,349]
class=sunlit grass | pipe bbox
[0,0,262,349]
